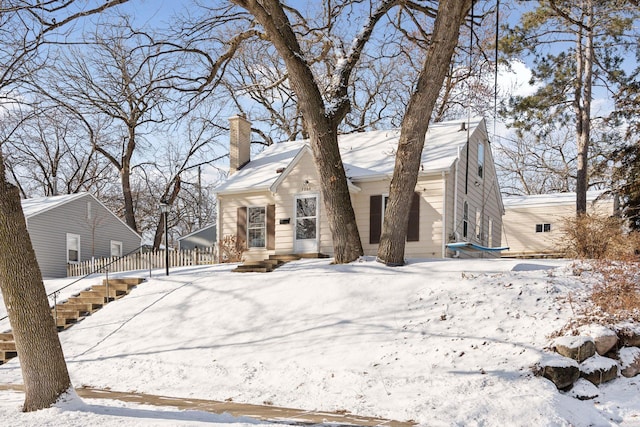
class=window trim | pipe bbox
[247,206,267,248]
[66,233,81,264]
[110,240,123,258]
[535,223,552,233]
[478,141,485,179]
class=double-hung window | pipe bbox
[247,207,266,248]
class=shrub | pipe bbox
[219,235,246,263]
[560,213,640,260]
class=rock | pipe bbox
[578,324,619,355]
[619,347,640,378]
[538,354,580,390]
[615,323,640,347]
[554,336,596,362]
[580,354,618,385]
[569,378,599,400]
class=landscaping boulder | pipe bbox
[619,347,640,378]
[554,336,596,362]
[578,324,618,356]
[539,354,580,390]
[569,378,599,401]
[615,323,640,348]
[580,354,618,385]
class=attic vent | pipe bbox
[459,122,466,132]
[276,167,285,173]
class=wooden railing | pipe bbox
[66,247,218,277]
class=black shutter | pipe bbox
[266,204,275,250]
[369,195,382,244]
[407,192,420,242]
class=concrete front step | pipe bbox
[268,254,302,262]
[234,253,330,273]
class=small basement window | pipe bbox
[535,223,551,233]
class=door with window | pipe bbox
[294,195,318,253]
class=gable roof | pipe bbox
[21,192,141,238]
[21,193,87,218]
[216,117,486,195]
[502,190,609,209]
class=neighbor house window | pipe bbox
[478,142,485,178]
[247,206,266,248]
[462,201,469,239]
[475,209,482,240]
[535,223,551,233]
[67,233,80,263]
[110,240,123,257]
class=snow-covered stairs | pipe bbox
[232,253,329,273]
[0,277,144,365]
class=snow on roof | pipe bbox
[216,117,485,194]
[20,192,88,218]
[502,190,609,208]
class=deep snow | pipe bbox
[1,257,639,426]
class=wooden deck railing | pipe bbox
[66,247,218,277]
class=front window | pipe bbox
[67,233,80,263]
[247,207,266,248]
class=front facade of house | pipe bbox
[22,192,141,278]
[216,115,504,262]
[501,191,615,257]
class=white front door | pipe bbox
[294,195,319,254]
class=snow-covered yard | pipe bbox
[1,257,639,426]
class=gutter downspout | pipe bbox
[441,170,447,258]
[215,196,222,263]
[452,148,461,258]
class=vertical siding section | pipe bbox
[451,125,504,259]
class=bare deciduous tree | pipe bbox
[0,0,130,412]
[377,0,473,266]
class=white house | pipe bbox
[215,115,505,262]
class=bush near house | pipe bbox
[560,213,640,260]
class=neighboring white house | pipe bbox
[21,192,142,278]
[214,115,505,262]
[501,190,615,257]
[177,224,217,250]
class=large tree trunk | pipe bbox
[233,0,364,263]
[574,2,594,215]
[0,154,72,412]
[306,117,363,263]
[377,0,472,266]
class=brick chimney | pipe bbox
[229,114,251,175]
